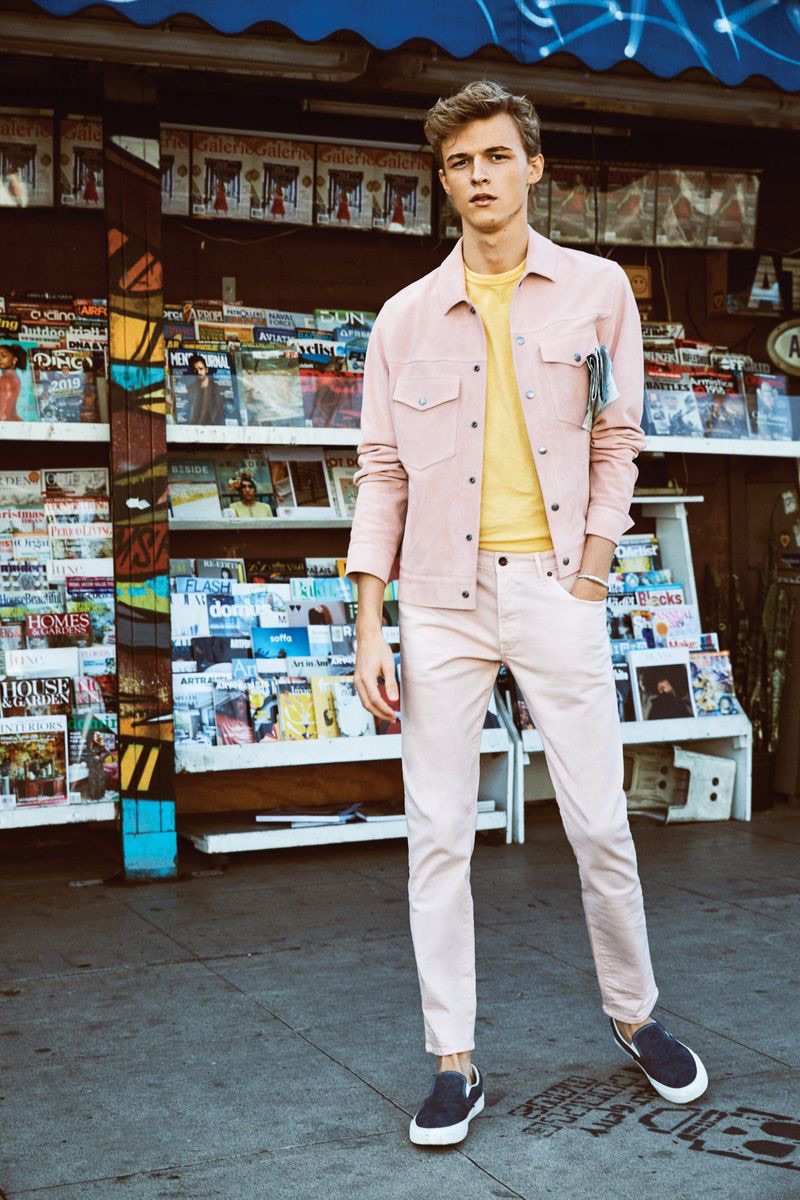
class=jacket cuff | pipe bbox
[344,544,395,586]
[585,503,635,546]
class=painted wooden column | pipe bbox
[104,76,177,878]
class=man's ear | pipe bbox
[528,154,545,186]
[438,167,451,196]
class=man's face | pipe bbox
[439,112,543,234]
[656,679,674,695]
[240,480,256,502]
[190,359,208,378]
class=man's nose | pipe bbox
[470,158,489,184]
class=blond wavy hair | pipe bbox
[424,81,541,169]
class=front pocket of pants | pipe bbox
[550,576,607,607]
[391,375,460,471]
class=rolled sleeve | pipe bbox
[344,314,408,585]
[586,264,646,544]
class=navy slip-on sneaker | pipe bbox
[409,1065,485,1146]
[611,1017,708,1104]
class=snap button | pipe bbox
[525,390,535,399]
[573,352,582,362]
[469,305,476,314]
[551,502,560,511]
[471,420,478,428]
[466,533,473,541]
[418,396,427,407]
[546,570,553,577]
[469,475,476,484]
[562,556,570,565]
[498,557,508,566]
[538,446,547,454]
[516,336,525,345]
[461,590,470,598]
[473,364,481,372]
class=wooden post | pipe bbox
[104,72,177,878]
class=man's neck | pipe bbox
[461,217,529,275]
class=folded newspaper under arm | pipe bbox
[582,344,620,431]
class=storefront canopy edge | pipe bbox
[29,0,800,91]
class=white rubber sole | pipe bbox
[611,1021,709,1104]
[409,1091,485,1146]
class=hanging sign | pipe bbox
[767,320,800,378]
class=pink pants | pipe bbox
[399,549,659,1056]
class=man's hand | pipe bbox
[571,577,608,603]
[354,629,399,721]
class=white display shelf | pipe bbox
[176,726,511,774]
[0,800,117,830]
[631,493,703,505]
[166,425,359,447]
[179,806,507,854]
[169,517,352,531]
[645,435,800,458]
[0,421,109,442]
[521,713,751,754]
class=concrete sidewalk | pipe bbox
[1,802,798,1199]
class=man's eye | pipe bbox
[452,159,469,169]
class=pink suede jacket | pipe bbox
[345,227,646,609]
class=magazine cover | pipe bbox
[706,172,759,249]
[631,603,701,648]
[613,661,634,722]
[371,148,433,236]
[24,609,93,646]
[315,143,383,231]
[300,363,363,428]
[167,346,242,426]
[642,368,704,438]
[285,598,348,627]
[167,459,223,521]
[0,675,72,717]
[324,451,358,518]
[744,372,793,441]
[602,166,656,245]
[42,468,108,499]
[190,634,251,672]
[549,164,597,244]
[195,558,246,581]
[439,192,461,241]
[160,127,191,216]
[0,714,69,807]
[276,678,317,739]
[212,678,255,745]
[0,112,55,208]
[527,168,550,236]
[310,674,340,738]
[215,456,274,520]
[690,650,741,716]
[628,647,697,721]
[0,339,39,422]
[233,346,305,427]
[0,468,44,506]
[191,130,259,220]
[59,118,104,209]
[693,372,751,439]
[247,676,282,741]
[251,626,310,659]
[49,520,113,560]
[267,447,337,518]
[170,593,211,642]
[67,711,118,801]
[31,347,101,422]
[332,677,375,737]
[247,136,314,224]
[655,170,709,247]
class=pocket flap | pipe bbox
[392,376,460,411]
[539,329,597,366]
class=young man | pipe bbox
[345,81,708,1148]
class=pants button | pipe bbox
[498,556,508,566]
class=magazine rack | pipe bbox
[502,495,754,843]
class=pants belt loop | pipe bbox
[534,552,544,583]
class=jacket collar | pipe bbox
[436,225,558,315]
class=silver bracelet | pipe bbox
[576,572,610,591]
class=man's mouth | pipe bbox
[470,193,496,206]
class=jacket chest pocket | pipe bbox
[539,326,597,427]
[391,375,460,470]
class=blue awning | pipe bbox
[30,1,800,91]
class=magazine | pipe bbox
[630,603,701,647]
[167,346,242,426]
[371,148,433,236]
[706,172,759,249]
[24,610,93,646]
[4,645,80,678]
[59,117,104,209]
[743,372,793,441]
[233,346,305,427]
[251,626,311,659]
[189,635,252,672]
[315,144,383,231]
[195,558,246,582]
[0,469,44,506]
[267,447,337,518]
[42,468,108,499]
[191,130,258,221]
[0,675,72,717]
[247,136,315,224]
[212,678,255,745]
[642,369,704,438]
[628,647,697,721]
[247,676,283,741]
[527,168,549,236]
[168,459,223,521]
[689,650,741,716]
[215,456,274,520]
[173,672,218,746]
[300,365,363,428]
[332,677,375,737]
[324,451,359,517]
[693,372,751,439]
[276,678,317,739]
[160,127,191,216]
[655,170,709,247]
[32,348,101,422]
[0,715,69,807]
[602,167,656,245]
[549,164,597,244]
[0,113,55,208]
[67,712,118,801]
